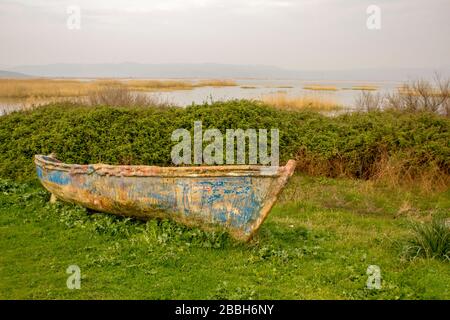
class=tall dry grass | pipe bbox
[303,85,339,91]
[0,79,97,98]
[261,92,342,111]
[86,87,172,108]
[368,151,450,193]
[294,148,450,193]
[195,79,237,87]
[350,85,378,91]
[124,80,194,91]
[0,78,238,99]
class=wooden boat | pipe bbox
[34,155,296,241]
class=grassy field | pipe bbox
[0,99,448,300]
[0,174,448,299]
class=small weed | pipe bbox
[209,281,258,300]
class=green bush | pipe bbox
[0,100,449,182]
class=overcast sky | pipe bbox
[0,0,449,70]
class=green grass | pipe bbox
[1,175,449,300]
[0,100,449,299]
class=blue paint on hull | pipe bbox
[36,163,279,239]
[46,170,71,185]
[35,154,296,241]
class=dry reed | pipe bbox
[261,92,342,111]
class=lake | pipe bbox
[0,78,401,115]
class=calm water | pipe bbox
[0,79,401,115]
[148,79,400,107]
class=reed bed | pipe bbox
[0,78,238,98]
[303,85,339,91]
[260,92,342,111]
[0,79,97,98]
[195,79,237,87]
[124,80,194,91]
[350,85,378,91]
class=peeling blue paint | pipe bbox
[34,154,294,241]
[36,166,43,179]
[46,170,71,185]
[41,170,262,230]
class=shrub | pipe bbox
[355,76,450,117]
[0,100,449,189]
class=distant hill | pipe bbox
[9,63,293,79]
[7,63,450,81]
[0,70,30,78]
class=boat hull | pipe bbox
[35,155,296,241]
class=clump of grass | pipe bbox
[369,152,450,193]
[261,92,341,111]
[124,79,194,91]
[195,79,237,87]
[125,79,237,90]
[402,219,450,261]
[350,85,378,91]
[303,85,339,91]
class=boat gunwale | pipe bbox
[35,155,292,178]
